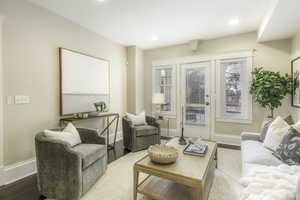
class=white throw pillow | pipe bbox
[125,111,147,126]
[263,116,290,151]
[291,121,300,132]
[44,123,81,147]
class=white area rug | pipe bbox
[80,148,242,200]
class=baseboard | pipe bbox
[0,166,4,186]
[3,158,37,185]
[0,132,123,186]
[213,133,241,146]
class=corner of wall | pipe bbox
[0,15,4,169]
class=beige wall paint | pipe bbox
[291,32,300,121]
[0,16,4,167]
[135,47,144,113]
[144,32,292,136]
[292,32,300,59]
[0,0,127,165]
[126,47,136,113]
[126,46,144,114]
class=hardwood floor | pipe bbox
[0,140,130,200]
[0,140,239,200]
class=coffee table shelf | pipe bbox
[137,176,196,200]
[133,138,217,200]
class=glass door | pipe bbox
[181,62,211,139]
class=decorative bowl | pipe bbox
[148,144,178,164]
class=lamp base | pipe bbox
[179,136,187,145]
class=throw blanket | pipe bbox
[240,165,300,200]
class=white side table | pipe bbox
[156,116,171,138]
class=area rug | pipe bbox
[80,148,242,200]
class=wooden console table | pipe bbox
[60,113,120,150]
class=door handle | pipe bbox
[205,102,210,106]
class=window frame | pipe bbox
[152,65,177,116]
[216,55,253,124]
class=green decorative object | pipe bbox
[250,67,293,118]
[94,101,107,112]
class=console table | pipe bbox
[60,113,119,150]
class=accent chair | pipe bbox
[122,116,160,152]
[35,128,107,200]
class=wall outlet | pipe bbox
[15,95,30,104]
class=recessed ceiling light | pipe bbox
[228,18,240,26]
[96,0,105,3]
[152,36,158,41]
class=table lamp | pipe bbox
[152,93,165,119]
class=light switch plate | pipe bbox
[15,95,30,104]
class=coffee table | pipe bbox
[133,138,217,200]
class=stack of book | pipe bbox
[183,143,208,156]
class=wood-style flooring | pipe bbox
[0,140,238,200]
[0,140,130,200]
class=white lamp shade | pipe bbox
[152,93,165,104]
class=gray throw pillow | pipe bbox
[273,127,300,166]
[260,115,294,141]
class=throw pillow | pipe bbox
[125,111,147,126]
[44,123,81,147]
[63,122,82,144]
[263,116,290,151]
[260,115,294,141]
[273,127,300,166]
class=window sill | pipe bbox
[216,118,252,124]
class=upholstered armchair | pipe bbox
[35,128,107,200]
[122,116,160,152]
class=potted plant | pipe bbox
[250,67,293,118]
[94,101,107,112]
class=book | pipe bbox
[183,143,208,156]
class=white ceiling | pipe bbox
[258,0,300,42]
[28,0,283,49]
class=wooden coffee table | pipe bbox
[133,138,217,200]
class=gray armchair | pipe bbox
[122,116,160,152]
[35,128,107,200]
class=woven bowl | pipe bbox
[148,144,178,164]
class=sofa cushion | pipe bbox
[135,125,158,137]
[260,115,294,142]
[273,128,300,166]
[263,116,290,151]
[241,132,261,141]
[242,140,283,166]
[72,144,106,169]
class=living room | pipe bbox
[0,0,300,200]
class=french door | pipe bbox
[180,62,211,139]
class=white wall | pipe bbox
[0,0,127,165]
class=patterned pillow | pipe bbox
[273,127,300,166]
[260,115,294,141]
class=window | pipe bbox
[185,67,206,125]
[153,66,176,115]
[216,57,252,123]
